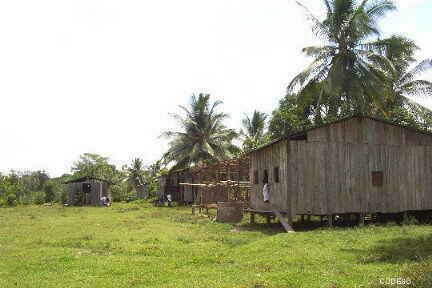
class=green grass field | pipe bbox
[1,203,431,288]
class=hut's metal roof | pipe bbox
[63,176,111,184]
[247,114,432,154]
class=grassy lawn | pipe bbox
[1,203,431,288]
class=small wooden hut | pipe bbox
[64,176,111,206]
[248,115,432,225]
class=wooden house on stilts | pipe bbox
[248,115,432,228]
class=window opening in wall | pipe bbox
[273,167,280,183]
[253,170,259,184]
[372,171,383,187]
[263,169,269,184]
[82,183,91,193]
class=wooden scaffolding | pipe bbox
[174,157,251,214]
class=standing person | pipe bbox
[100,196,107,206]
[105,197,111,207]
[167,194,173,207]
[263,182,270,203]
[263,170,270,203]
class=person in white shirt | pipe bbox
[167,194,173,207]
[263,183,270,203]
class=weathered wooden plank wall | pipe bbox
[288,142,432,215]
[67,183,77,205]
[249,140,287,211]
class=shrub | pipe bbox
[44,181,56,203]
[19,194,33,205]
[33,192,46,205]
[0,198,7,207]
[110,184,123,202]
[6,194,18,207]
[59,189,68,204]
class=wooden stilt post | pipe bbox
[250,212,255,224]
[287,214,294,228]
[328,214,333,228]
[266,214,271,225]
[300,215,305,223]
[306,215,311,223]
[351,214,356,225]
[359,213,365,226]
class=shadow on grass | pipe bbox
[234,223,286,235]
[292,221,332,232]
[342,234,432,264]
[237,220,338,235]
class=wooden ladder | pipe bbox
[271,208,295,233]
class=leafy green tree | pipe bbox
[162,93,239,169]
[8,171,19,185]
[289,0,398,119]
[44,180,57,203]
[240,110,269,152]
[269,95,312,139]
[71,153,126,201]
[2,171,24,202]
[71,153,117,181]
[34,170,49,190]
[0,170,68,205]
[19,170,49,194]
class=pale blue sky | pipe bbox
[0,0,430,176]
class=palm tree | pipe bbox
[394,60,432,100]
[378,36,432,127]
[289,0,399,120]
[240,110,268,152]
[379,36,431,102]
[394,59,432,129]
[162,93,238,169]
[125,158,145,190]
